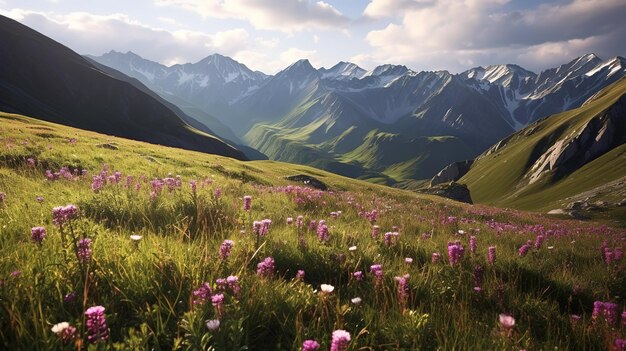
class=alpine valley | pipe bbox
[90,50,626,185]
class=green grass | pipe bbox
[0,111,625,350]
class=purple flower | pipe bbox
[317,221,329,243]
[36,196,44,203]
[371,225,380,238]
[287,217,293,225]
[26,158,36,167]
[190,180,197,195]
[77,238,92,264]
[214,188,222,199]
[260,219,272,236]
[52,204,78,226]
[31,226,46,244]
[91,176,104,192]
[474,265,484,290]
[84,306,108,343]
[243,195,252,211]
[193,283,212,305]
[64,291,78,304]
[615,339,625,351]
[384,232,399,246]
[447,242,464,266]
[302,339,320,351]
[226,275,241,298]
[352,270,363,281]
[211,293,224,317]
[370,264,383,284]
[469,236,477,254]
[615,247,623,262]
[395,274,410,306]
[518,244,531,257]
[488,246,496,265]
[622,311,626,326]
[534,235,545,250]
[592,301,619,324]
[309,220,317,231]
[296,270,305,280]
[0,191,5,204]
[219,240,234,260]
[330,329,351,351]
[257,257,275,277]
[296,215,304,229]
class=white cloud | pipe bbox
[154,0,349,32]
[0,9,270,66]
[362,0,626,72]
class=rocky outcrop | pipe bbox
[286,175,328,190]
[430,160,474,186]
[528,94,626,183]
[418,182,473,204]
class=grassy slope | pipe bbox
[0,111,625,350]
[461,77,626,212]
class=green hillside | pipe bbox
[1,111,625,350]
[461,77,626,215]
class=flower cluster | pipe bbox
[488,246,496,265]
[447,241,465,266]
[592,301,619,324]
[257,257,275,277]
[85,306,108,343]
[219,240,234,260]
[51,322,77,344]
[77,238,92,264]
[31,226,46,244]
[330,329,351,351]
[52,204,78,226]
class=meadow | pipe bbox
[0,112,625,350]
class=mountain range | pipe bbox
[91,50,626,185]
[0,15,247,160]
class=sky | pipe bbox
[1,0,625,74]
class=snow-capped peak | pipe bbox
[319,61,366,80]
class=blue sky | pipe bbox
[1,0,624,74]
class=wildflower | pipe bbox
[615,339,625,351]
[498,314,515,329]
[474,265,484,290]
[260,219,272,236]
[130,235,142,249]
[190,180,197,195]
[84,306,108,343]
[64,291,78,304]
[317,221,329,243]
[52,204,78,226]
[371,225,380,238]
[570,314,581,324]
[296,215,304,229]
[615,247,623,262]
[0,192,6,204]
[330,329,351,351]
[320,284,334,294]
[243,195,252,211]
[534,235,545,250]
[287,217,293,225]
[193,283,212,305]
[447,242,463,266]
[296,270,305,280]
[432,252,441,263]
[226,275,241,298]
[206,319,220,331]
[27,158,36,167]
[257,257,275,277]
[31,226,46,244]
[36,196,44,202]
[395,274,410,306]
[214,188,222,199]
[370,264,383,284]
[604,248,614,265]
[77,238,92,264]
[622,311,626,326]
[351,297,362,305]
[352,271,363,281]
[51,322,77,344]
[592,301,619,324]
[219,239,234,260]
[518,244,531,257]
[469,236,477,254]
[384,232,399,246]
[488,246,496,265]
[405,257,413,265]
[309,220,317,231]
[253,221,262,236]
[11,270,21,278]
[211,293,224,317]
[302,339,320,351]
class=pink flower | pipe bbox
[488,246,496,265]
[330,330,351,351]
[84,306,108,343]
[243,195,252,211]
[302,339,320,351]
[498,314,515,329]
[31,226,46,244]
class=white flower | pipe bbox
[405,257,413,264]
[130,235,143,241]
[206,319,220,331]
[351,297,362,305]
[348,246,357,252]
[320,284,334,293]
[548,246,555,250]
[51,322,70,334]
